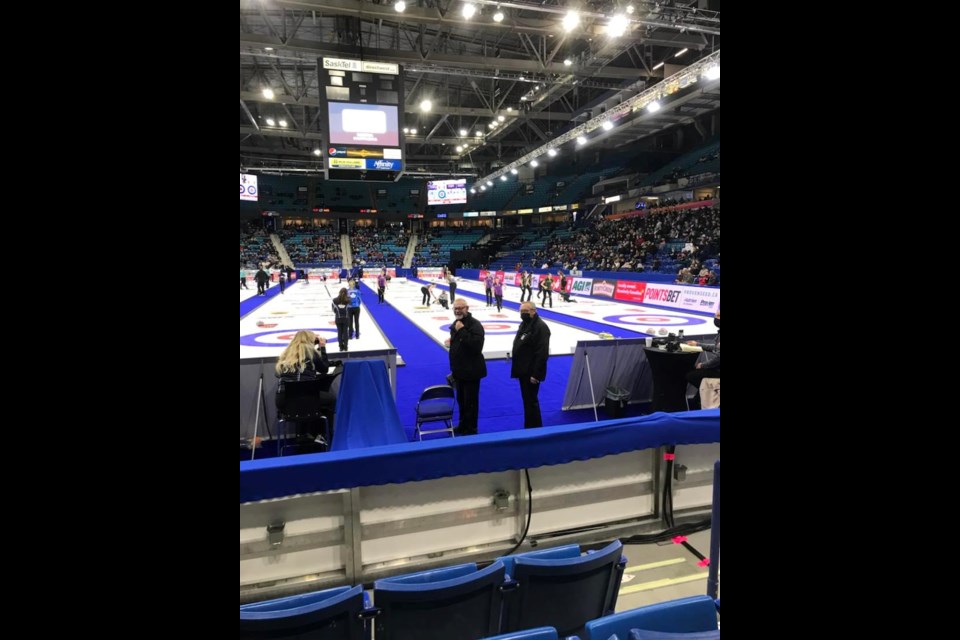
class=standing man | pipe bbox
[447,270,457,303]
[511,301,551,428]
[444,299,487,436]
[278,270,286,294]
[240,268,248,289]
[484,273,494,307]
[255,267,269,295]
[377,269,386,304]
[347,279,362,339]
[332,288,351,352]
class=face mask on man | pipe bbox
[521,311,533,322]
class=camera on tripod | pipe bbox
[665,333,681,352]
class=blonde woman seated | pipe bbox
[275,330,337,444]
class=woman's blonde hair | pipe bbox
[275,330,317,375]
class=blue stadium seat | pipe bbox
[496,540,626,637]
[373,561,507,640]
[581,594,720,640]
[239,584,367,639]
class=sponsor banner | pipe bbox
[328,157,364,168]
[365,158,402,170]
[323,57,362,72]
[478,269,508,284]
[591,279,617,298]
[642,283,720,312]
[570,277,594,296]
[328,147,385,158]
[383,148,402,159]
[418,268,443,280]
[613,280,647,303]
[361,60,399,75]
[360,270,397,279]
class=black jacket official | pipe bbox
[511,314,551,381]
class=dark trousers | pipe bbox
[449,283,457,302]
[378,286,385,303]
[455,380,480,435]
[336,319,350,351]
[485,287,493,305]
[279,280,285,293]
[519,377,543,428]
[422,291,431,305]
[290,391,336,444]
[348,307,360,336]
[495,294,503,312]
[521,285,532,301]
[241,278,248,289]
[686,368,720,387]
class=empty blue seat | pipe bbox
[415,385,456,440]
[239,584,366,639]
[496,540,626,637]
[581,594,720,640]
[373,561,507,640]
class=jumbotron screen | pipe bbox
[427,179,467,205]
[327,102,400,147]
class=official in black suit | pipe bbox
[511,301,551,428]
[685,310,720,406]
[444,299,487,435]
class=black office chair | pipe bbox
[276,372,340,456]
[414,385,456,441]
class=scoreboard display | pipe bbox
[320,57,405,182]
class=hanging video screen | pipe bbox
[327,103,400,147]
[427,179,467,205]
